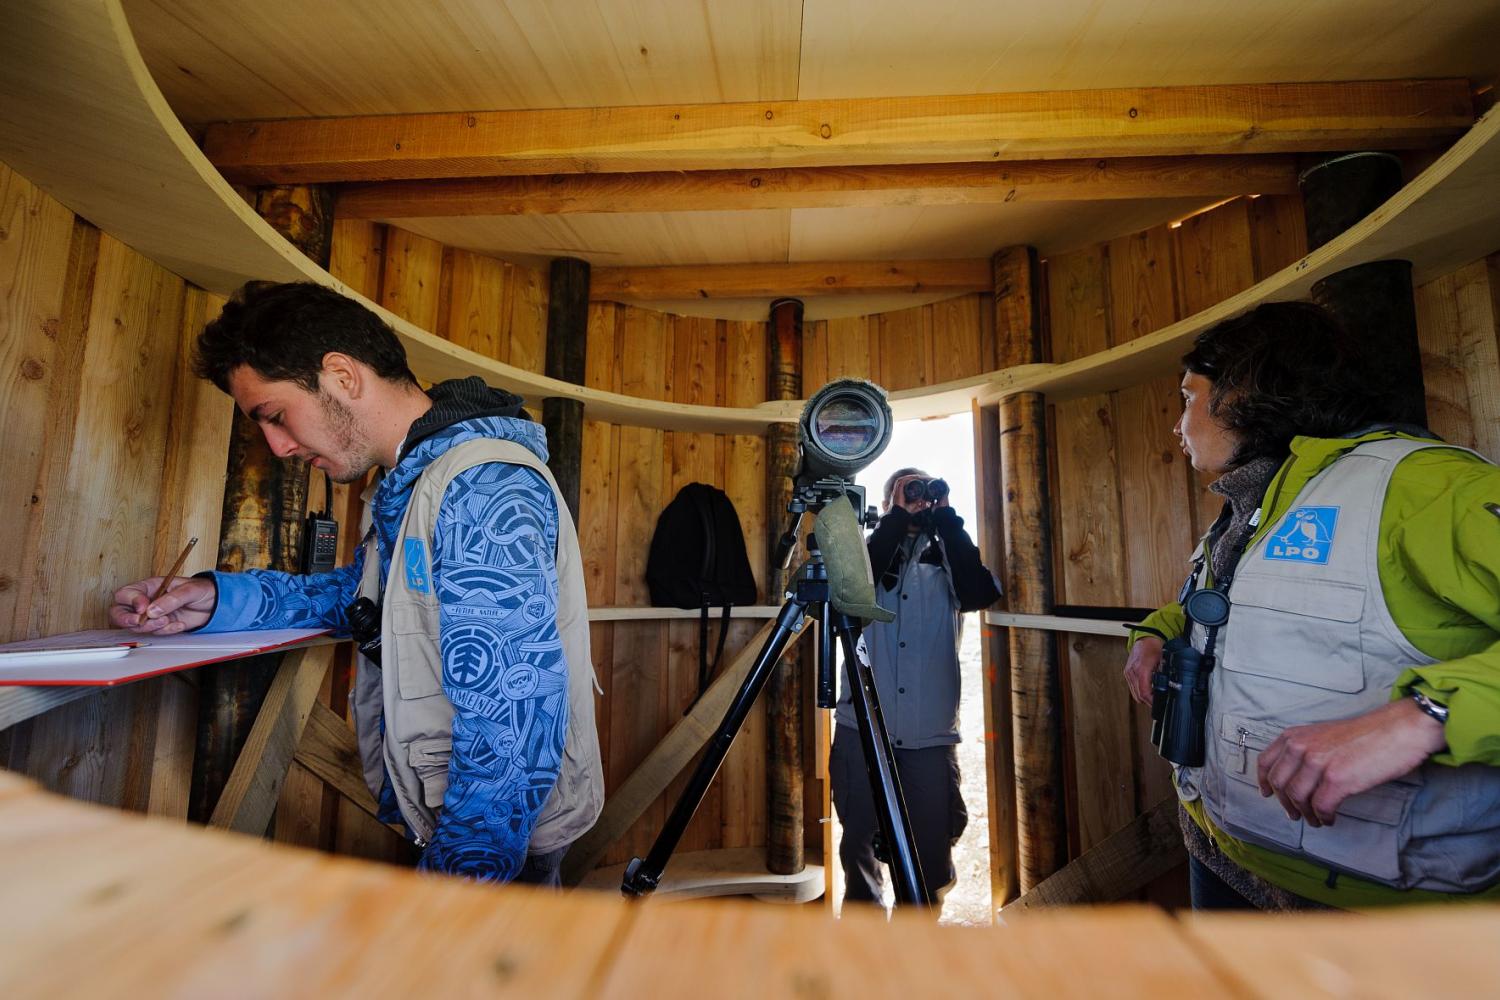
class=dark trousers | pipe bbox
[830,726,966,907]
[514,846,568,888]
[1188,855,1256,910]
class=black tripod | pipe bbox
[621,529,930,907]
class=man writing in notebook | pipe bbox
[108,281,602,887]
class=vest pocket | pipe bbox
[1221,576,1366,694]
[391,601,444,700]
[1300,779,1416,886]
[1212,715,1303,852]
[407,736,452,809]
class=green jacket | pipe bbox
[1134,431,1500,907]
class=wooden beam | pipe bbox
[293,701,383,822]
[592,259,991,302]
[207,646,332,836]
[560,619,777,886]
[203,81,1473,185]
[336,155,1301,219]
[1002,795,1185,911]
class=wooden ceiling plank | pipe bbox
[590,259,993,300]
[203,80,1474,185]
[337,154,1301,218]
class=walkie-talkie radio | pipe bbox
[301,472,340,574]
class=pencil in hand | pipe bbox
[139,536,199,626]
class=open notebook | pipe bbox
[0,628,331,686]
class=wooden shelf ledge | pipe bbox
[2,2,1497,433]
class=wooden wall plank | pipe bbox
[506,261,548,420]
[720,318,769,851]
[802,318,829,394]
[440,248,509,362]
[1103,225,1189,899]
[1047,245,1135,854]
[931,295,984,385]
[665,313,723,854]
[0,163,76,642]
[1417,255,1500,461]
[1249,194,1309,278]
[1173,198,1258,539]
[877,304,928,391]
[606,305,670,864]
[824,314,877,381]
[379,226,443,331]
[328,219,385,302]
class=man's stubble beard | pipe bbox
[317,390,380,484]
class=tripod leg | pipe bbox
[622,598,808,897]
[834,614,930,907]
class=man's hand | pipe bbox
[1256,698,1447,827]
[108,576,217,634]
[890,474,933,516]
[1123,635,1163,705]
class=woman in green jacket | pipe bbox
[1123,301,1500,910]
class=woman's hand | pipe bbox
[1123,635,1163,705]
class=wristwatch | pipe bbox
[1410,689,1450,725]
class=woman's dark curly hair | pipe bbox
[1182,301,1394,466]
[195,281,418,392]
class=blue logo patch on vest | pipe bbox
[1264,506,1339,564]
[403,538,432,593]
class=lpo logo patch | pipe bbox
[403,537,432,593]
[1264,506,1339,565]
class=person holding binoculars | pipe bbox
[1123,301,1500,911]
[831,467,1001,910]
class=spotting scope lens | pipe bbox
[798,378,893,481]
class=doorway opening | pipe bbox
[826,410,993,925]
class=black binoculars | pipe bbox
[347,596,383,666]
[902,476,949,503]
[1136,626,1212,766]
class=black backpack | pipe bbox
[645,482,759,696]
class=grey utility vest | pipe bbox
[838,532,963,748]
[1182,437,1500,892]
[351,438,604,854]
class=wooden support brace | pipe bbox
[208,645,334,835]
[561,619,777,886]
[1002,795,1185,912]
[293,700,383,822]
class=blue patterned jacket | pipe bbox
[201,406,565,883]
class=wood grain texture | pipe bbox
[1047,245,1136,853]
[208,646,333,835]
[0,163,76,642]
[336,155,1301,218]
[1417,255,1500,461]
[203,81,1473,183]
[593,259,991,301]
[1005,794,1184,910]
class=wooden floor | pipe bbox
[0,768,1495,997]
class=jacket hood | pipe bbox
[376,378,548,508]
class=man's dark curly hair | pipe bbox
[194,281,418,392]
[1181,301,1393,466]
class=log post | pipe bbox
[766,297,804,875]
[189,185,329,823]
[543,257,589,523]
[1299,152,1427,426]
[993,247,1067,892]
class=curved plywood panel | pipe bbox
[2,1,1499,433]
[0,0,796,433]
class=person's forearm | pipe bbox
[200,559,363,633]
[1128,602,1185,650]
[866,507,911,586]
[1393,640,1500,767]
[932,509,1000,610]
